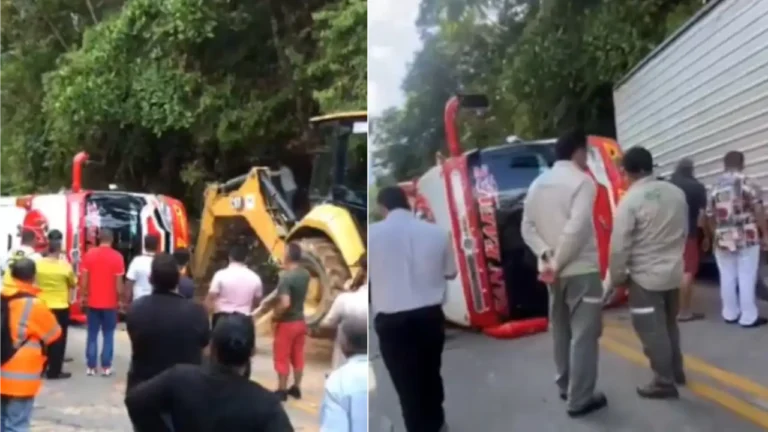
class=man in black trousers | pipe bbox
[370,186,457,432]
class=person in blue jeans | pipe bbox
[86,308,119,376]
[80,229,125,377]
[0,396,34,432]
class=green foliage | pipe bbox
[374,0,703,182]
[310,0,367,112]
[1,0,366,214]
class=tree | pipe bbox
[1,0,366,215]
[310,0,367,112]
[373,0,704,182]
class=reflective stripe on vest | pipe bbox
[14,298,34,348]
[1,297,47,397]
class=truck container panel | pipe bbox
[613,0,768,188]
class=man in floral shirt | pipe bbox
[707,151,768,328]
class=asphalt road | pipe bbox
[30,326,327,431]
[368,282,768,432]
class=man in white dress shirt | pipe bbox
[370,186,456,432]
[521,130,607,417]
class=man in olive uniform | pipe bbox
[608,147,688,399]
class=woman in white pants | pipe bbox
[708,151,768,328]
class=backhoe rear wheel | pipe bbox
[298,236,351,327]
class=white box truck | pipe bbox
[613,0,768,188]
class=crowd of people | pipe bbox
[369,130,768,430]
[0,226,369,432]
[522,131,766,413]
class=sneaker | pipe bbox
[287,385,302,399]
[274,389,288,402]
[86,368,97,376]
[101,368,113,377]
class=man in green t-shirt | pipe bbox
[272,242,310,401]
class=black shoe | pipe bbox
[741,317,768,328]
[274,389,288,402]
[287,385,302,399]
[725,318,739,324]
[636,383,678,399]
[567,393,607,418]
[45,371,72,380]
[674,373,687,386]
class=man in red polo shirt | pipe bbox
[81,229,125,377]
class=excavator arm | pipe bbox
[190,167,294,286]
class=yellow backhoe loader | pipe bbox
[190,112,367,337]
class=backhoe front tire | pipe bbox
[298,237,351,326]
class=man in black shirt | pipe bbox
[125,312,293,432]
[125,253,210,393]
[669,158,709,322]
[173,248,196,299]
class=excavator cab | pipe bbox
[307,112,368,239]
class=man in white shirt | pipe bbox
[521,130,607,417]
[272,163,297,210]
[2,229,42,283]
[370,186,456,432]
[315,254,368,369]
[125,235,160,304]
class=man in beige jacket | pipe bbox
[608,146,688,399]
[521,130,607,417]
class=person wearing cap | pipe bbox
[607,146,688,399]
[1,258,62,431]
[320,315,368,432]
[521,130,606,417]
[125,253,210,396]
[125,312,293,432]
[668,158,709,322]
[36,230,76,379]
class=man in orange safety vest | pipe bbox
[0,258,62,432]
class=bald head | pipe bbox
[10,258,37,283]
[340,315,367,357]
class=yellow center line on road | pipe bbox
[603,320,768,403]
[600,335,768,428]
[286,398,321,416]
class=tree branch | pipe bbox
[85,0,99,24]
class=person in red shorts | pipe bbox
[669,158,708,322]
[271,242,309,401]
[80,229,125,376]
